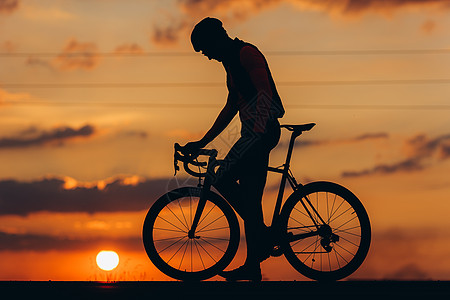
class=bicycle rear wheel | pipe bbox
[280,181,371,281]
[143,187,240,281]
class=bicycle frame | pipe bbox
[185,127,327,241]
[268,129,327,231]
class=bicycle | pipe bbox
[142,123,371,281]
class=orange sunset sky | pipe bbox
[1,0,450,281]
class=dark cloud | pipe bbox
[25,56,55,71]
[0,124,95,149]
[384,263,431,281]
[341,157,423,178]
[0,231,142,252]
[1,40,17,52]
[438,144,450,160]
[152,21,190,46]
[405,133,450,159]
[282,132,389,148]
[328,0,449,14]
[55,39,100,71]
[119,130,148,139]
[151,0,449,46]
[0,176,193,216]
[359,228,448,280]
[0,0,19,14]
[342,133,450,177]
[421,20,437,34]
[114,43,144,54]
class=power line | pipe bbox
[4,101,450,110]
[2,79,450,89]
[1,49,450,58]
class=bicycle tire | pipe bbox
[280,181,371,281]
[143,187,240,281]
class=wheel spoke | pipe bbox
[293,205,310,219]
[177,238,190,270]
[167,238,189,264]
[198,203,217,228]
[195,238,218,263]
[153,227,186,234]
[337,235,360,248]
[200,236,230,242]
[153,235,187,242]
[329,206,353,224]
[197,226,230,233]
[177,198,190,230]
[334,239,355,256]
[334,226,361,238]
[197,214,226,233]
[199,236,226,253]
[156,215,187,233]
[193,239,206,269]
[158,236,186,255]
[166,203,189,231]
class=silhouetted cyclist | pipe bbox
[183,17,285,281]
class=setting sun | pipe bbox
[96,251,120,271]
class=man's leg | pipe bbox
[240,148,270,267]
[212,135,256,220]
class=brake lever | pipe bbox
[174,157,180,176]
[174,143,181,176]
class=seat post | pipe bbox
[285,130,300,168]
[272,130,300,224]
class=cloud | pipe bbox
[296,132,389,148]
[0,40,17,52]
[357,228,449,280]
[25,56,55,71]
[114,43,145,54]
[294,0,450,17]
[20,3,75,21]
[0,0,19,14]
[151,0,450,46]
[342,133,450,177]
[0,88,26,105]
[421,19,437,34]
[0,124,95,149]
[54,39,100,71]
[0,231,142,252]
[0,175,193,216]
[119,130,148,139]
[152,20,190,46]
[341,157,423,177]
[384,263,431,280]
[404,133,450,159]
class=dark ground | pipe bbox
[1,281,449,300]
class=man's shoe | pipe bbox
[220,265,262,282]
[257,226,274,262]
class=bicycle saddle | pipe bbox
[281,123,316,133]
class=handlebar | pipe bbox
[174,143,218,177]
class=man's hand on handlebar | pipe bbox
[182,140,206,156]
[174,142,211,177]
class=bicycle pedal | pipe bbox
[271,245,283,257]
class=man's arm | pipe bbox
[184,94,238,152]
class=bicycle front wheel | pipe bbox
[142,187,240,281]
[280,181,371,281]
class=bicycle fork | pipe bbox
[187,184,209,239]
[187,155,216,239]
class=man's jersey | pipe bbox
[223,38,285,133]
